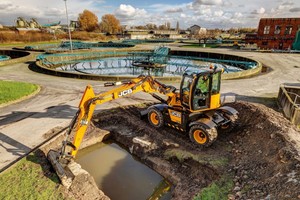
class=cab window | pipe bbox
[192,75,210,109]
[212,72,221,94]
[196,75,209,95]
[181,76,193,105]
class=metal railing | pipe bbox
[278,84,300,127]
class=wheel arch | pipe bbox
[217,106,238,116]
[189,117,217,130]
[148,103,168,112]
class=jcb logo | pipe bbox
[171,111,181,118]
[118,89,133,97]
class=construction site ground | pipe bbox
[0,46,300,199]
[87,101,300,199]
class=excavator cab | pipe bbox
[180,68,222,112]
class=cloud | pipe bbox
[290,7,300,12]
[214,10,224,17]
[44,8,65,17]
[195,7,212,15]
[270,1,294,15]
[193,0,223,6]
[282,1,294,6]
[115,4,146,18]
[180,13,187,18]
[114,4,147,25]
[165,7,183,13]
[276,1,293,11]
[233,12,243,18]
[0,1,16,11]
[251,7,265,14]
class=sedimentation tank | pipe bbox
[35,48,262,81]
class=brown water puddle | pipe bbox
[76,141,171,200]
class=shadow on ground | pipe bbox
[26,148,60,184]
[0,104,77,126]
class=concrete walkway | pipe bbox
[0,47,299,171]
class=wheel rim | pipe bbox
[150,112,159,125]
[193,130,207,144]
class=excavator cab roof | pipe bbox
[183,66,223,78]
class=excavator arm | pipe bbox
[48,75,177,187]
[69,75,175,157]
[56,75,177,160]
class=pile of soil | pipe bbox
[90,101,300,200]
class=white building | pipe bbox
[188,25,207,35]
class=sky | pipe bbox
[0,0,299,29]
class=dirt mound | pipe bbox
[91,101,300,199]
[227,102,300,199]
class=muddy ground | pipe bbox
[90,101,300,200]
[41,101,300,200]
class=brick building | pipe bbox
[246,18,300,50]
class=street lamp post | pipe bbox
[64,0,73,52]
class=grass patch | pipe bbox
[164,149,228,167]
[0,150,68,200]
[193,175,234,200]
[0,80,39,105]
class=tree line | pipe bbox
[78,9,257,35]
[78,10,121,34]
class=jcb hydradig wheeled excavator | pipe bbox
[48,66,238,186]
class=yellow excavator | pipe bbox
[48,66,238,186]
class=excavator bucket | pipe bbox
[47,150,73,188]
[48,149,87,188]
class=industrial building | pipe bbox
[122,29,184,39]
[246,18,300,50]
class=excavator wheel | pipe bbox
[218,113,238,134]
[189,125,218,147]
[148,108,164,128]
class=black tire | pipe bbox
[148,108,164,128]
[189,125,218,147]
[218,113,238,134]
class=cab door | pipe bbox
[180,74,193,109]
[191,75,210,110]
[190,71,221,111]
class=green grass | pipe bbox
[0,80,39,105]
[0,151,68,200]
[164,149,228,167]
[193,175,234,200]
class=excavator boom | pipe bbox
[47,75,178,186]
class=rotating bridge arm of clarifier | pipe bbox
[59,75,177,159]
